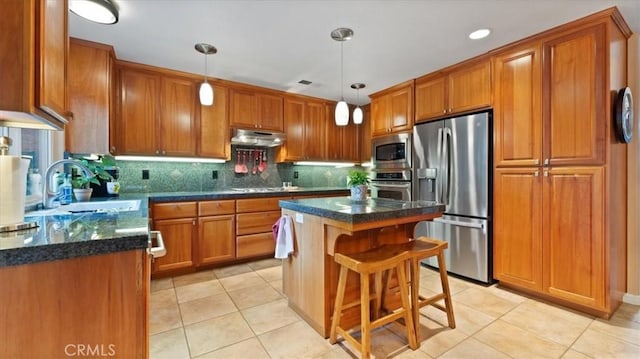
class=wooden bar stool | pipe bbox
[381,237,455,343]
[329,245,418,359]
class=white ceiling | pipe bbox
[69,0,640,106]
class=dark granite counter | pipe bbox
[279,197,445,224]
[146,187,349,202]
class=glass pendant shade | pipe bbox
[199,82,214,106]
[69,0,119,24]
[353,106,363,124]
[335,101,349,126]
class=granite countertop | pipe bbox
[279,197,445,224]
[0,188,349,267]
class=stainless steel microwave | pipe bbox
[371,133,412,169]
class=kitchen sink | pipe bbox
[25,199,142,217]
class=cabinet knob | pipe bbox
[192,220,196,226]
[534,159,539,165]
[155,150,160,155]
[544,170,549,177]
[534,171,539,177]
[110,146,116,153]
[544,159,549,166]
[443,109,447,114]
[162,150,166,155]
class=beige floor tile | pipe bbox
[179,292,238,326]
[255,265,283,282]
[562,349,593,359]
[247,258,283,270]
[417,321,468,358]
[213,263,253,278]
[452,287,520,318]
[483,283,531,304]
[313,344,360,359]
[420,274,470,296]
[612,303,640,324]
[193,337,270,359]
[259,320,334,359]
[439,337,511,359]
[175,279,225,304]
[571,327,640,358]
[589,313,640,346]
[149,302,183,335]
[219,271,268,292]
[500,299,593,346]
[149,327,190,359]
[269,279,285,296]
[333,325,421,358]
[474,319,568,358]
[228,282,282,310]
[184,311,254,357]
[419,301,495,337]
[150,288,178,309]
[173,270,216,288]
[151,277,174,292]
[241,298,301,335]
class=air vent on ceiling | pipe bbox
[298,80,312,85]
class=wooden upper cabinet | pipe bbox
[324,103,361,162]
[117,68,159,155]
[370,81,413,137]
[199,85,229,159]
[305,101,327,159]
[67,38,114,154]
[415,59,491,123]
[543,24,606,166]
[282,97,305,161]
[229,87,284,132]
[159,76,197,156]
[281,96,326,161]
[493,43,542,167]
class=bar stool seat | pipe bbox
[381,237,455,343]
[329,244,418,359]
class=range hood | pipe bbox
[231,128,286,147]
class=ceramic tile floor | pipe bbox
[150,258,640,358]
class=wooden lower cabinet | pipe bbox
[199,214,235,265]
[236,197,286,258]
[0,250,149,358]
[494,166,609,314]
[237,233,276,258]
[153,217,196,272]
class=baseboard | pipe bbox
[622,293,640,305]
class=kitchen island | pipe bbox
[279,196,445,337]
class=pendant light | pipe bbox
[69,0,119,24]
[351,83,365,124]
[331,28,353,126]
[195,43,217,106]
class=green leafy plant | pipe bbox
[69,155,115,189]
[347,170,370,187]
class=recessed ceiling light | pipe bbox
[469,28,491,40]
[298,80,312,85]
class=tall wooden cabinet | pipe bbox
[325,103,362,162]
[229,87,284,132]
[492,9,630,317]
[199,84,230,159]
[370,81,414,137]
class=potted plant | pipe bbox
[69,155,114,202]
[347,169,369,201]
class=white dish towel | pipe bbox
[274,214,294,259]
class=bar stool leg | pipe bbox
[396,263,418,350]
[360,272,371,359]
[330,265,348,344]
[437,251,456,329]
[410,258,421,342]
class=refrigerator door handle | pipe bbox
[433,217,486,234]
[436,127,444,203]
[442,127,452,205]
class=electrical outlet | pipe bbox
[212,170,218,180]
[142,169,150,180]
[293,171,299,179]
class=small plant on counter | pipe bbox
[69,155,115,189]
[347,170,370,187]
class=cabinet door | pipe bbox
[342,121,361,162]
[236,210,282,236]
[257,93,284,131]
[153,218,195,273]
[493,44,542,167]
[36,0,68,123]
[283,97,305,161]
[360,105,372,163]
[370,95,390,137]
[118,69,159,154]
[448,60,492,114]
[415,76,447,122]
[160,76,197,156]
[199,85,229,158]
[67,39,112,154]
[543,166,604,309]
[199,215,235,265]
[543,25,606,166]
[229,88,258,128]
[325,103,343,161]
[305,101,326,160]
[237,233,276,258]
[389,86,413,133]
[493,168,543,290]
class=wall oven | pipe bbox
[369,169,412,201]
[371,133,412,169]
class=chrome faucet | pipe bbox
[42,159,95,209]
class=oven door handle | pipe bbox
[371,183,411,188]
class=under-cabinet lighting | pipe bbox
[360,161,373,168]
[115,156,225,163]
[293,161,356,168]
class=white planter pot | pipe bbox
[73,188,93,202]
[350,185,368,201]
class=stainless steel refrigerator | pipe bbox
[412,111,491,283]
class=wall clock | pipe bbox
[615,87,634,143]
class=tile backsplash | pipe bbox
[114,147,355,193]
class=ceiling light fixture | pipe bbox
[331,27,354,126]
[69,0,119,25]
[195,43,217,106]
[351,83,365,125]
[469,28,491,40]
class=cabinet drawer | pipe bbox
[152,202,197,220]
[236,196,289,213]
[237,232,276,258]
[199,200,236,216]
[236,210,281,235]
